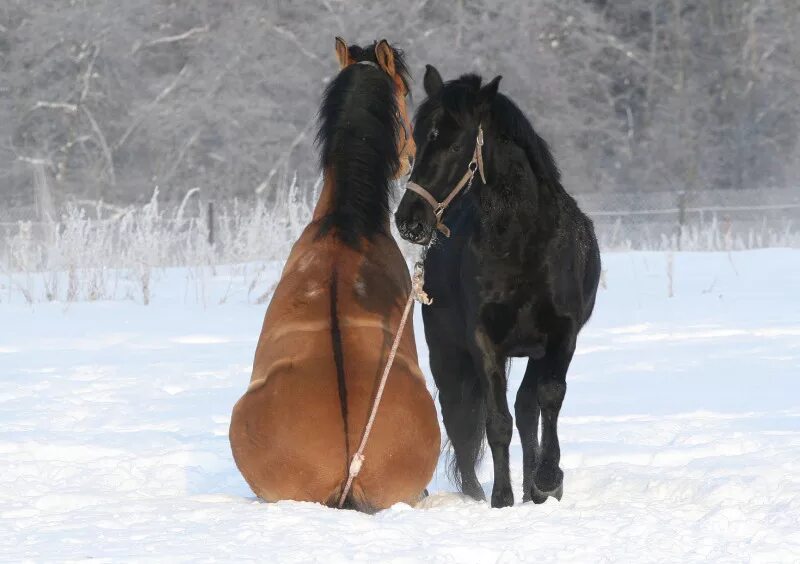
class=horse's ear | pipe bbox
[375,39,396,77]
[424,65,443,97]
[477,75,502,115]
[335,36,353,69]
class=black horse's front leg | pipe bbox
[472,329,514,508]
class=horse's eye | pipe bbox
[450,144,462,153]
[428,128,439,141]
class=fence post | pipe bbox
[676,191,687,251]
[207,201,215,246]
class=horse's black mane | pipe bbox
[315,43,410,246]
[417,74,562,188]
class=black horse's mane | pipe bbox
[417,74,562,188]
[315,43,410,246]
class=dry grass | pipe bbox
[1,184,798,304]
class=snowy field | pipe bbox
[2,250,799,562]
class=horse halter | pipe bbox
[405,125,486,237]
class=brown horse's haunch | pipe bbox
[229,38,439,513]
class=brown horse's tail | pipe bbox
[329,268,353,502]
[327,480,377,514]
[329,268,377,513]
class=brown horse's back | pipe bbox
[229,225,440,511]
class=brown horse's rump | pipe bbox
[230,224,440,511]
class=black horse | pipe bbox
[395,66,601,508]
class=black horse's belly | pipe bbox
[505,340,547,359]
[494,307,549,359]
[476,295,552,359]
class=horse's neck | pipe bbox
[312,167,391,232]
[482,146,547,212]
[312,170,336,221]
[469,149,559,248]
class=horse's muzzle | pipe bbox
[395,208,433,245]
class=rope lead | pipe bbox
[337,260,430,508]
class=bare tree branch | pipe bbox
[34,101,78,113]
[82,105,116,187]
[256,113,317,194]
[272,25,324,66]
[132,25,210,54]
[162,128,201,185]
[114,65,189,152]
[79,44,99,103]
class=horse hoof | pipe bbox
[522,483,547,504]
[534,465,563,496]
[462,481,487,502]
[530,481,563,503]
[528,487,549,504]
[491,486,514,508]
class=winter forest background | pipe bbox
[4,3,800,558]
[1,0,799,295]
[3,0,800,202]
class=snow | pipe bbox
[2,250,799,562]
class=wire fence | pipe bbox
[1,185,797,304]
[573,188,800,251]
[2,186,799,267]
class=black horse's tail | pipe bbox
[445,379,487,492]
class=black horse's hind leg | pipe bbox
[531,335,575,501]
[515,360,547,504]
[472,331,514,508]
[429,340,486,501]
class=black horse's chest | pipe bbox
[421,196,562,358]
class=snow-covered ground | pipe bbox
[2,250,799,562]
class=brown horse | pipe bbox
[229,38,440,513]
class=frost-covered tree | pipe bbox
[0,0,797,210]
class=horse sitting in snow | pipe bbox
[229,38,440,513]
